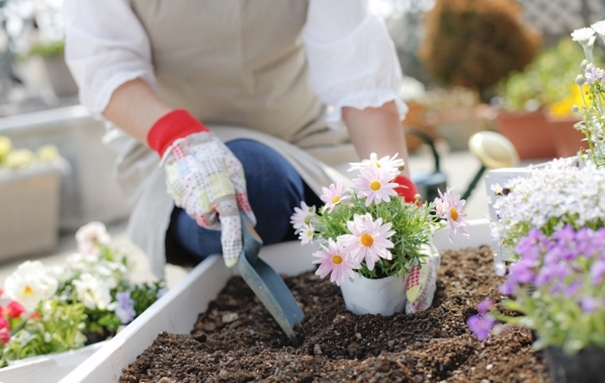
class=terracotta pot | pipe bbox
[546,116,589,158]
[544,346,605,383]
[340,274,409,316]
[495,110,558,160]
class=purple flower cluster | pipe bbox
[503,226,605,302]
[114,291,136,324]
[467,298,496,340]
[467,225,605,341]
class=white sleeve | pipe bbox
[62,0,156,118]
[302,0,408,130]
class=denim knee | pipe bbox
[226,139,306,244]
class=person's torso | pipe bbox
[131,0,326,142]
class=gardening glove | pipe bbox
[405,244,440,314]
[147,109,256,268]
[393,174,420,204]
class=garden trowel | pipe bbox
[237,213,304,345]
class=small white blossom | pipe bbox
[72,273,113,310]
[491,158,605,253]
[572,27,596,44]
[4,261,59,310]
[591,20,605,44]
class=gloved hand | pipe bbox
[147,109,256,267]
[405,244,440,314]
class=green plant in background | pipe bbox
[419,0,542,102]
[497,38,589,113]
[23,40,65,59]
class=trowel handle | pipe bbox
[240,213,263,265]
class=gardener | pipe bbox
[62,0,420,279]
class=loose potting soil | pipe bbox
[120,246,549,382]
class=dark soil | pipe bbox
[120,246,549,382]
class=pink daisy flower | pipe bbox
[434,187,470,242]
[338,213,395,271]
[320,181,351,213]
[352,166,398,206]
[348,152,405,179]
[312,239,357,286]
[298,223,316,245]
[290,201,316,234]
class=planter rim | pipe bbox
[0,105,90,134]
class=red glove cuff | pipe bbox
[147,109,209,157]
[393,174,419,204]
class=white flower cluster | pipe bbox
[490,157,605,250]
[4,222,130,312]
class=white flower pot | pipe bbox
[340,274,409,316]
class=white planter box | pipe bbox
[35,220,491,383]
[0,342,105,383]
[0,106,131,231]
[0,161,64,262]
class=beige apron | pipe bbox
[106,0,358,278]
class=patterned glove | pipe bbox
[405,244,440,314]
[148,110,256,267]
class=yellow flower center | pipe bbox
[306,230,314,237]
[23,285,33,295]
[331,195,341,204]
[450,207,459,222]
[360,233,374,247]
[369,180,381,191]
[331,254,344,265]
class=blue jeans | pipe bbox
[167,139,321,265]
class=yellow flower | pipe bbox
[548,84,586,118]
[0,136,11,162]
[37,145,60,162]
[3,149,36,169]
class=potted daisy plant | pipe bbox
[290,153,469,316]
